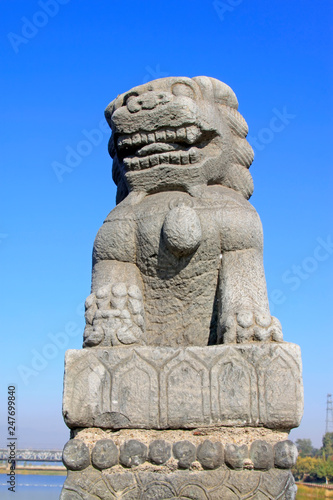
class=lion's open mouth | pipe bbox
[113,124,215,171]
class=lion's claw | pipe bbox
[220,310,283,344]
[83,283,145,347]
[83,325,104,347]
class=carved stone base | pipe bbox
[60,428,298,499]
[63,343,303,430]
[60,467,297,499]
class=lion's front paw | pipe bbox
[83,324,104,347]
[220,310,283,344]
[83,283,145,347]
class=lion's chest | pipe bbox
[127,191,256,345]
[134,191,255,269]
[134,199,219,345]
[135,195,221,277]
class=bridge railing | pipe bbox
[0,449,63,462]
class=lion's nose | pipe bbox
[126,92,171,113]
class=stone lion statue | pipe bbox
[83,76,282,348]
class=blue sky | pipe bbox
[1,0,332,450]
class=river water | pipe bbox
[0,473,65,499]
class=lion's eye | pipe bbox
[124,93,142,113]
[172,83,195,99]
[123,92,139,107]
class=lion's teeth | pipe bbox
[132,133,141,146]
[186,125,201,144]
[131,158,140,170]
[118,125,202,153]
[140,133,148,144]
[160,153,170,164]
[123,158,130,169]
[149,155,160,167]
[189,149,199,163]
[169,153,181,164]
[181,153,189,165]
[117,135,127,148]
[165,129,176,141]
[122,137,132,148]
[155,130,166,142]
[139,157,150,169]
[176,127,186,140]
[123,157,139,170]
[123,149,199,169]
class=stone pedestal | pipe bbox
[61,465,297,500]
[63,343,303,430]
[60,343,302,499]
[60,427,298,499]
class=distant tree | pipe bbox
[296,438,315,457]
[293,455,333,484]
[315,457,333,484]
[292,456,318,481]
[321,433,333,458]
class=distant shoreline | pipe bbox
[296,482,333,492]
[0,467,66,476]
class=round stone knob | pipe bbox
[62,439,90,471]
[162,205,202,257]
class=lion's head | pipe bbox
[105,76,254,204]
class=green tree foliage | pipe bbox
[296,438,315,457]
[292,456,317,481]
[292,435,333,483]
[292,456,333,484]
[321,432,333,458]
[316,457,333,484]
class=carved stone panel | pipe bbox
[210,351,258,425]
[63,343,303,430]
[60,467,297,500]
[111,352,159,428]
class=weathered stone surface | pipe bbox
[274,440,298,469]
[197,440,223,469]
[91,439,118,469]
[148,439,171,465]
[74,426,289,448]
[81,76,284,349]
[64,431,298,474]
[119,440,147,467]
[63,343,303,430]
[60,467,297,499]
[225,444,248,469]
[173,440,196,468]
[250,440,274,470]
[62,440,90,471]
[60,76,303,496]
[162,205,202,256]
